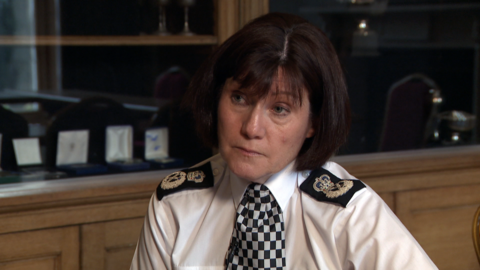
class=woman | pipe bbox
[131,13,437,269]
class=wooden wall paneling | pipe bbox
[0,226,79,270]
[81,218,145,270]
[378,192,395,211]
[104,218,145,270]
[337,145,480,180]
[0,199,150,235]
[1,257,56,270]
[215,0,239,45]
[215,0,269,45]
[362,166,480,194]
[395,183,480,270]
[81,222,106,270]
[239,0,269,28]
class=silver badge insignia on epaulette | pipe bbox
[187,170,205,183]
[161,171,187,190]
[313,174,354,199]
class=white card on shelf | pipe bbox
[106,125,133,163]
[145,127,169,160]
[13,137,42,166]
[56,130,89,166]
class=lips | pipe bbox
[235,146,263,156]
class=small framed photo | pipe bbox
[56,130,89,166]
[13,137,42,166]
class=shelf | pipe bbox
[0,35,218,46]
[299,3,480,14]
[0,89,159,112]
[378,40,476,49]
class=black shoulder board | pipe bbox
[156,162,214,201]
[300,168,366,207]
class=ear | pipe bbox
[306,126,315,138]
[305,117,315,138]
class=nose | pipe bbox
[240,105,266,139]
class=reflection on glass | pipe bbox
[153,0,171,35]
[352,19,379,57]
[178,0,196,35]
[438,110,476,145]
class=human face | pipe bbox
[217,74,315,184]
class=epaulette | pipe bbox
[300,168,366,207]
[156,162,214,201]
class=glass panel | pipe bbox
[0,0,38,91]
[0,0,214,182]
[271,0,480,155]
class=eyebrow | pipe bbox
[231,77,304,104]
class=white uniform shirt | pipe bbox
[131,154,438,270]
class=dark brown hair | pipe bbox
[184,12,350,170]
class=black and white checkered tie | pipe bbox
[225,183,286,270]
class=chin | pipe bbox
[220,148,268,181]
[228,160,270,183]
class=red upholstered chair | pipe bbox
[379,73,441,152]
[150,66,212,166]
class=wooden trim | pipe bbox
[0,168,175,211]
[333,145,480,178]
[0,199,149,234]
[332,145,480,192]
[0,227,79,270]
[395,184,480,269]
[1,146,479,212]
[81,218,144,270]
[0,35,218,46]
[215,0,240,45]
[239,0,269,28]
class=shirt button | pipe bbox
[213,168,219,176]
[302,171,310,178]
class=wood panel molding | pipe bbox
[0,199,149,235]
[0,35,219,46]
[0,227,79,270]
[81,218,144,270]
[395,184,480,270]
[335,145,480,177]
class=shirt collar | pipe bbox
[230,160,297,212]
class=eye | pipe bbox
[231,94,246,104]
[272,105,289,115]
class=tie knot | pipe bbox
[246,183,274,205]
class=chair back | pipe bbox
[379,73,441,152]
[474,206,480,265]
